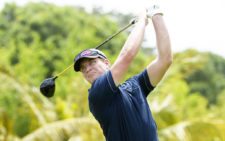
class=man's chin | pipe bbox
[88,73,102,83]
[92,75,103,83]
[90,77,97,84]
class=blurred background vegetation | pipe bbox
[0,2,225,141]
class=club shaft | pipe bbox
[56,63,74,77]
[95,19,137,49]
[55,19,137,77]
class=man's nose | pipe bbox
[85,64,93,73]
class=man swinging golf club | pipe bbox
[73,5,172,141]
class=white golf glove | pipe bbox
[147,4,163,18]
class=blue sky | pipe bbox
[1,0,225,58]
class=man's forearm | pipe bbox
[119,18,147,61]
[145,14,172,86]
[152,15,172,62]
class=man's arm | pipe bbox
[111,11,148,86]
[147,14,172,87]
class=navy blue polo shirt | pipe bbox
[88,69,158,141]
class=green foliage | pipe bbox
[22,117,104,141]
[159,120,225,141]
[181,50,225,105]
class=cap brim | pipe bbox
[74,55,100,72]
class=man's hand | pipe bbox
[147,5,163,19]
[137,9,148,26]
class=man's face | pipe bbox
[79,58,110,83]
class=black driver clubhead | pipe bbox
[40,76,58,97]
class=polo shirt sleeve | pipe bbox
[88,70,118,105]
[133,69,155,97]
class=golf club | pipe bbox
[40,18,137,98]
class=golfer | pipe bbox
[73,6,172,141]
